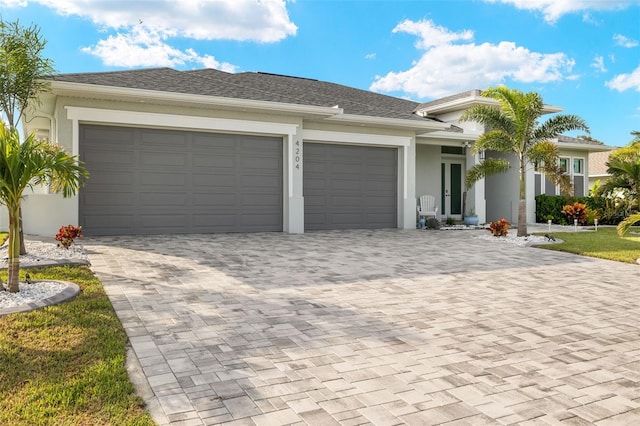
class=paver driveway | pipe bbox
[85,229,640,425]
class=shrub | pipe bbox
[445,216,456,225]
[488,218,511,237]
[562,202,588,225]
[55,225,83,249]
[536,194,625,225]
[426,218,440,229]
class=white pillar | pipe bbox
[284,131,304,233]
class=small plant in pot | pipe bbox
[464,208,479,226]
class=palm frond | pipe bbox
[617,213,640,237]
[534,114,590,141]
[465,158,510,190]
[474,130,515,153]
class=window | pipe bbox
[535,156,586,197]
[559,158,569,173]
[573,158,583,174]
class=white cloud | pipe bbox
[26,0,297,42]
[483,0,631,23]
[614,34,639,48]
[392,19,474,49]
[8,0,297,70]
[81,26,238,71]
[0,0,27,6]
[365,53,376,60]
[370,19,576,99]
[606,65,640,92]
[591,55,607,73]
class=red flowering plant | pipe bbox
[488,218,511,237]
[562,202,588,226]
[55,225,83,249]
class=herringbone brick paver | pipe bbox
[85,229,640,425]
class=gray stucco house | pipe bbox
[17,68,610,236]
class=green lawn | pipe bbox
[535,226,640,264]
[0,265,155,426]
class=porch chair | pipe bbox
[417,195,438,223]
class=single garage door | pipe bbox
[304,143,397,230]
[79,125,283,235]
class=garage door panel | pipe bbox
[193,173,235,187]
[140,130,188,148]
[84,150,134,167]
[83,127,134,145]
[240,157,280,170]
[86,171,135,185]
[140,193,188,206]
[193,133,233,143]
[330,163,363,174]
[84,214,135,230]
[304,143,397,230]
[192,193,236,206]
[83,192,134,207]
[193,155,235,168]
[139,151,187,167]
[239,175,281,188]
[329,179,361,191]
[80,125,282,235]
[139,172,187,186]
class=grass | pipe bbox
[535,226,640,264]
[0,264,155,426]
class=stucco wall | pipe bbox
[415,144,441,208]
[20,95,420,235]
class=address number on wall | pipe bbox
[295,140,301,169]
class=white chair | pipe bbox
[417,195,438,222]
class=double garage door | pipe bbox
[79,125,283,235]
[79,125,397,235]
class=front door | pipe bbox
[441,160,463,219]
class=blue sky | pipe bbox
[1,0,639,146]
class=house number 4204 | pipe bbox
[295,140,301,169]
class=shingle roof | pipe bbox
[51,67,439,123]
[557,135,605,146]
[414,89,483,112]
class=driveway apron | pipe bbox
[84,229,640,425]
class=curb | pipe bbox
[0,280,80,316]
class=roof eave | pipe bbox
[417,130,477,141]
[325,113,449,132]
[50,81,345,118]
[556,142,614,152]
[418,96,563,116]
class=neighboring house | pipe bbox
[588,150,613,191]
[15,68,611,236]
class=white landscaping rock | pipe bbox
[0,281,67,309]
[0,240,88,310]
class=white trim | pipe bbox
[301,129,411,147]
[65,106,299,136]
[287,134,294,198]
[403,146,408,199]
[557,142,613,152]
[325,113,448,131]
[417,95,563,116]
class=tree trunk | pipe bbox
[19,207,26,255]
[517,162,528,237]
[7,207,21,293]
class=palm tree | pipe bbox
[603,133,640,238]
[598,137,640,211]
[460,86,590,236]
[0,124,88,293]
